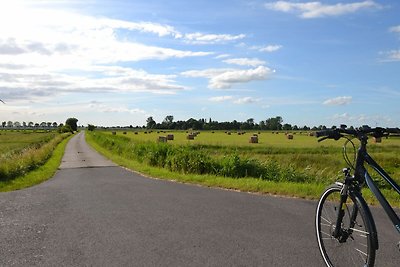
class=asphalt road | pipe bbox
[0,132,398,266]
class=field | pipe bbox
[90,130,400,186]
[0,130,55,155]
[86,129,400,205]
[0,130,70,181]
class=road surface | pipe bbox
[0,132,398,266]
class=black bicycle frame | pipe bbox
[360,151,400,234]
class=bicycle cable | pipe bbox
[343,136,356,170]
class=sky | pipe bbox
[0,0,399,127]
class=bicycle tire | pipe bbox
[315,183,377,266]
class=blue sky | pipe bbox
[0,0,399,127]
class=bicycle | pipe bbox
[315,125,400,266]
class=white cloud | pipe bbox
[209,66,274,89]
[265,1,380,19]
[252,45,283,52]
[233,97,260,104]
[215,54,231,59]
[209,96,234,102]
[379,50,400,62]
[88,102,147,115]
[323,96,352,106]
[389,25,400,34]
[183,66,274,89]
[223,58,266,67]
[386,50,400,61]
[184,33,246,44]
[332,113,392,124]
[0,4,220,101]
[181,68,234,78]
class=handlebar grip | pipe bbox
[386,128,400,134]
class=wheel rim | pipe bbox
[316,188,371,266]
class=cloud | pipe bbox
[233,97,260,104]
[252,45,282,52]
[265,1,380,19]
[0,4,221,101]
[332,113,392,124]
[209,96,234,102]
[323,96,352,106]
[183,33,246,44]
[183,66,274,89]
[389,25,400,34]
[223,58,266,67]
[379,50,400,62]
[209,66,274,89]
[0,65,187,103]
[88,102,147,115]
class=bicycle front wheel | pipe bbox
[315,184,377,266]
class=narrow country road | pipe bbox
[0,132,398,266]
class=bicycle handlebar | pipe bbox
[316,126,400,142]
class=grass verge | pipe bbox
[0,133,74,192]
[86,132,400,206]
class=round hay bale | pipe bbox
[158,136,167,143]
[167,134,174,140]
[187,134,195,140]
[287,134,294,140]
[373,137,382,143]
[112,131,116,135]
[249,136,258,143]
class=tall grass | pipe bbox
[0,133,71,180]
[88,132,315,183]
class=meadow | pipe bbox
[0,130,71,182]
[87,130,400,205]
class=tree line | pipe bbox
[146,116,329,131]
[1,118,79,133]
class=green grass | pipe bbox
[0,133,74,192]
[0,130,56,154]
[86,131,400,206]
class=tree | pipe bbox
[65,118,78,131]
[2,121,5,128]
[87,124,96,131]
[146,116,156,129]
[265,116,283,130]
[162,115,174,129]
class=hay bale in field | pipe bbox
[253,133,258,137]
[309,132,315,137]
[158,136,167,143]
[187,134,195,140]
[227,131,231,135]
[287,134,294,140]
[112,131,116,135]
[134,132,138,135]
[249,136,258,143]
[123,132,127,135]
[373,137,382,143]
[167,134,174,140]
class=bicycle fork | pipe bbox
[333,169,355,242]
